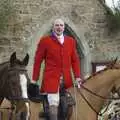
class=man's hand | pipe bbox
[74,78,83,88]
[31,80,36,84]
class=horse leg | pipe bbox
[66,106,73,120]
[30,101,42,120]
[9,102,16,120]
[20,102,30,120]
[0,98,4,105]
[23,102,30,120]
[0,99,15,120]
[14,101,30,120]
[0,98,9,120]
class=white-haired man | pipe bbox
[32,18,82,120]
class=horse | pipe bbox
[0,52,30,120]
[67,58,120,120]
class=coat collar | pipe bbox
[51,32,66,41]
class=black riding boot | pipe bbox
[49,105,58,120]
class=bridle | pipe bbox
[8,66,27,72]
[7,66,29,100]
[77,84,120,116]
[0,66,29,110]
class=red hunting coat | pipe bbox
[32,34,81,93]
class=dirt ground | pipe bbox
[0,99,44,120]
[0,98,109,120]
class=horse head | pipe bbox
[6,52,30,100]
[0,52,30,120]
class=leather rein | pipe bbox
[77,85,120,116]
[0,67,28,110]
[77,62,120,116]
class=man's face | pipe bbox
[53,19,65,36]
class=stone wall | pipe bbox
[0,0,120,76]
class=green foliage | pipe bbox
[98,0,120,32]
[0,0,16,33]
[102,0,120,32]
[106,6,120,32]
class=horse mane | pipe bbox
[85,67,108,81]
[85,58,118,81]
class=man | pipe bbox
[32,18,82,120]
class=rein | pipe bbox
[77,85,120,116]
[82,85,120,100]
[8,67,27,72]
[77,88,103,116]
[76,64,120,116]
[0,66,27,94]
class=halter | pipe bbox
[0,65,29,101]
[8,66,27,72]
[0,66,29,111]
[0,53,30,120]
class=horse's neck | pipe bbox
[82,70,119,111]
[72,69,120,120]
[85,69,120,94]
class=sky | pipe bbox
[105,0,119,8]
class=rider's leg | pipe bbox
[47,93,60,120]
[49,105,58,120]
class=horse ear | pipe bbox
[22,53,29,66]
[107,57,118,69]
[10,52,16,66]
[113,57,118,64]
[111,57,118,66]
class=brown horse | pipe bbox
[0,52,30,120]
[68,59,120,120]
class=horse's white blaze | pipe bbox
[19,74,28,98]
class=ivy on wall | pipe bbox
[99,0,120,32]
[106,5,120,32]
